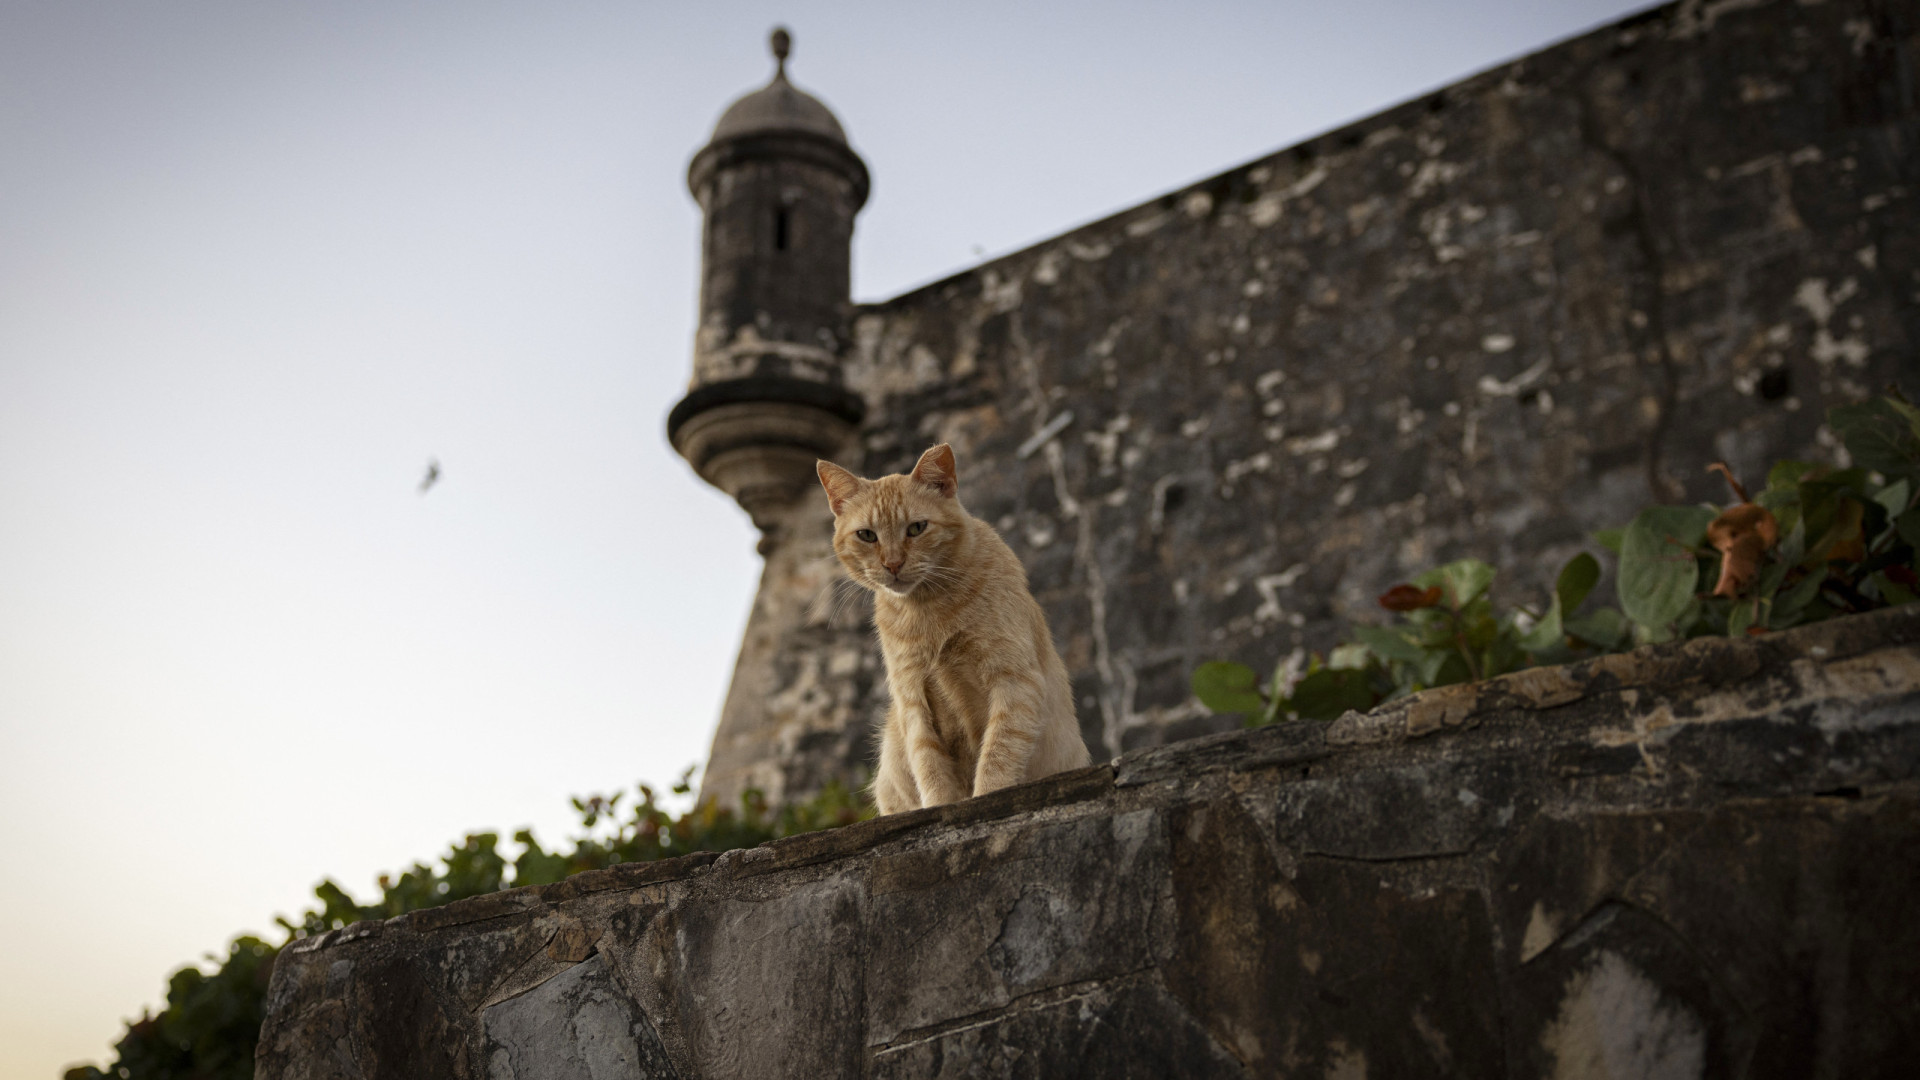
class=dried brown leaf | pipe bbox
[1706,461,1750,504]
[1706,502,1779,597]
[1378,584,1444,612]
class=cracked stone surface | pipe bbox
[259,607,1920,1079]
[483,955,678,1080]
[695,0,1920,809]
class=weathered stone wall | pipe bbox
[260,607,1920,1078]
[699,0,1920,806]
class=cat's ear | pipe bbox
[817,461,862,516]
[911,443,958,498]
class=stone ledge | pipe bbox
[258,607,1920,1078]
[1324,605,1920,749]
[280,605,1920,956]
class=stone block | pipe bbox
[483,955,678,1080]
[864,810,1168,1046]
[649,870,867,1076]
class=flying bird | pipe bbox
[419,458,441,494]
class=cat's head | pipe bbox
[817,444,969,598]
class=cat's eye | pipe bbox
[906,521,927,537]
[856,528,877,543]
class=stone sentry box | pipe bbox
[257,608,1920,1078]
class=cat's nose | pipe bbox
[884,558,904,576]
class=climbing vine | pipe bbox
[1193,392,1920,724]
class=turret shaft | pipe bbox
[669,28,868,538]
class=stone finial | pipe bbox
[771,26,791,77]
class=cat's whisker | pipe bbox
[805,579,841,623]
[811,572,858,621]
[809,584,838,624]
[803,555,840,575]
[911,564,966,591]
[807,564,879,629]
[829,578,871,628]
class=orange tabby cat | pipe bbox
[817,444,1090,814]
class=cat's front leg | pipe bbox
[871,707,918,815]
[895,683,970,806]
[973,676,1045,796]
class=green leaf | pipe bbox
[1351,623,1427,664]
[1415,558,1497,608]
[1288,666,1379,720]
[1758,494,1802,542]
[1776,516,1807,567]
[1766,458,1819,493]
[1617,505,1715,629]
[1773,568,1826,625]
[1754,554,1791,602]
[1873,478,1912,519]
[1191,661,1266,714]
[1899,506,1920,549]
[1259,695,1284,728]
[1426,651,1475,687]
[1259,655,1295,726]
[1592,528,1625,554]
[1830,399,1920,485]
[1796,470,1868,549]
[1728,597,1756,638]
[1555,552,1601,614]
[1803,497,1865,567]
[1878,573,1918,607]
[1886,393,1920,429]
[1327,643,1372,670]
[1518,596,1564,653]
[1674,596,1705,637]
[1483,629,1532,679]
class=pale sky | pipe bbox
[0,2,1652,1075]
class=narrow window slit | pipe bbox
[774,207,790,251]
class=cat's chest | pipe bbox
[876,602,994,668]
